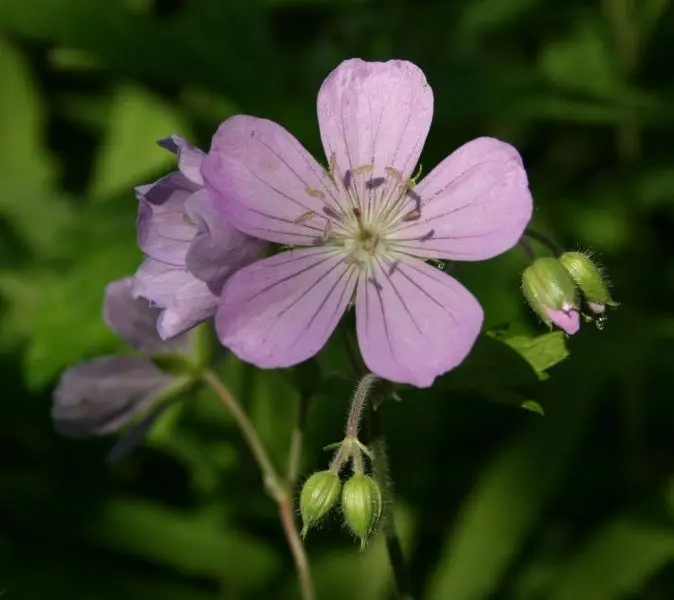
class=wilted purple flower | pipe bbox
[132,135,265,340]
[202,59,533,387]
[52,278,188,445]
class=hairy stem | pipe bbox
[369,404,413,600]
[345,373,379,438]
[202,370,315,600]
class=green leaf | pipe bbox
[86,498,281,590]
[501,331,570,378]
[21,199,140,388]
[539,18,618,98]
[426,387,598,600]
[548,518,674,600]
[89,85,189,199]
[520,400,545,416]
[0,37,72,256]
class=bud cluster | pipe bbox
[522,250,618,334]
[299,436,383,549]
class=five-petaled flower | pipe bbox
[133,135,265,339]
[202,59,534,387]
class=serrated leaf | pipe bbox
[89,85,189,199]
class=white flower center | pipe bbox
[294,155,428,272]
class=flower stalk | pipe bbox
[202,369,315,600]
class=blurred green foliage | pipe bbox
[1,0,674,598]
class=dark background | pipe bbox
[1,0,674,598]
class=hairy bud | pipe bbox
[341,474,383,549]
[299,471,341,537]
[522,257,580,334]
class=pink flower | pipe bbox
[544,306,580,335]
[202,59,533,387]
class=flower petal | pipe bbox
[202,115,339,246]
[545,307,580,335]
[317,59,433,179]
[184,189,266,292]
[157,134,205,186]
[133,258,219,339]
[136,172,197,265]
[355,257,483,387]
[103,277,188,354]
[216,247,356,368]
[52,356,173,438]
[390,137,533,261]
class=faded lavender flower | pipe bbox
[52,278,191,457]
[203,59,533,387]
[132,135,265,339]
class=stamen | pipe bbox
[294,210,316,225]
[402,209,421,222]
[305,187,325,199]
[327,153,337,185]
[385,167,402,180]
[182,214,196,227]
[365,177,386,190]
[409,163,423,187]
[323,220,333,241]
[368,277,383,291]
[352,164,373,175]
[323,206,340,219]
[343,169,353,190]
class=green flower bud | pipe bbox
[559,251,618,313]
[341,474,383,549]
[299,471,341,537]
[522,257,580,334]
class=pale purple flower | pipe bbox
[202,59,533,387]
[544,306,580,335]
[132,135,265,340]
[52,277,185,442]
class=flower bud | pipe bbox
[299,471,341,537]
[559,251,618,314]
[522,257,580,335]
[341,474,383,549]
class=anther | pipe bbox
[352,164,373,175]
[402,209,421,222]
[365,177,386,190]
[182,214,196,227]
[294,210,316,225]
[323,206,340,219]
[343,169,353,190]
[305,187,325,199]
[322,220,333,241]
[385,167,402,180]
[418,229,435,241]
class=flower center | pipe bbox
[294,155,432,270]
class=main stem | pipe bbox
[202,370,315,600]
[369,404,413,600]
